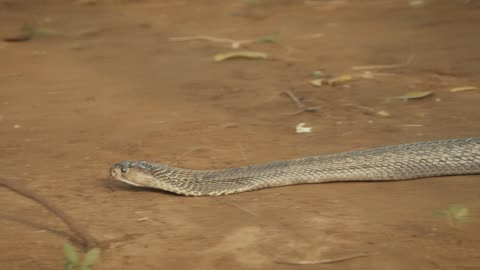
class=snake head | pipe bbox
[110,161,157,187]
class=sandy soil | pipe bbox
[1,0,479,269]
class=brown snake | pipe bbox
[110,137,480,196]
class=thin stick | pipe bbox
[283,89,320,115]
[0,72,23,78]
[343,103,376,114]
[276,252,369,265]
[168,35,254,48]
[0,215,85,247]
[0,178,98,250]
[215,198,257,217]
[283,89,306,109]
[237,143,249,161]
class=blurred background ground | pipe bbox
[0,0,479,269]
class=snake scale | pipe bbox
[110,137,480,196]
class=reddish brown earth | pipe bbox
[1,1,479,269]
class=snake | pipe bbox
[110,137,480,196]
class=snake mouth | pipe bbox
[110,167,142,187]
[114,177,143,187]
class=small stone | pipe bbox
[13,124,21,128]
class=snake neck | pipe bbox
[141,164,262,196]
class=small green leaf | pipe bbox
[312,70,327,78]
[64,261,76,270]
[447,204,469,222]
[434,210,447,217]
[80,248,101,270]
[64,243,78,270]
[64,243,78,263]
[20,24,58,37]
[435,204,470,227]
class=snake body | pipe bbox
[110,137,480,196]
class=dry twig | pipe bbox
[283,89,320,115]
[169,35,254,48]
[0,178,98,250]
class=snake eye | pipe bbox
[121,167,129,174]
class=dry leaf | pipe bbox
[394,91,433,100]
[214,51,267,62]
[310,79,325,87]
[449,86,477,93]
[327,74,353,86]
[310,75,353,87]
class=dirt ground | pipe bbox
[1,0,479,269]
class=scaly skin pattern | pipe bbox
[110,137,480,196]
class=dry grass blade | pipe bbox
[393,91,433,100]
[352,55,414,70]
[276,252,369,265]
[214,51,267,61]
[449,86,477,92]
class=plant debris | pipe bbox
[449,86,477,93]
[0,178,98,249]
[352,55,414,70]
[213,51,267,62]
[169,35,254,49]
[310,74,353,87]
[276,252,369,265]
[3,24,58,42]
[393,91,433,100]
[436,204,469,227]
[327,74,354,86]
[296,123,312,133]
[283,89,320,115]
[377,110,391,117]
[255,34,280,44]
[312,70,327,78]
